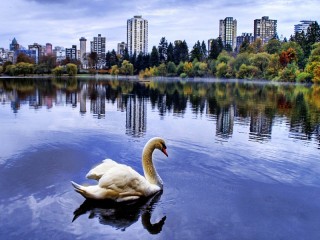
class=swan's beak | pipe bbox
[162,148,168,157]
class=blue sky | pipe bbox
[1,0,319,52]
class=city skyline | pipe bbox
[1,0,319,52]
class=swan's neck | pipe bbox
[142,144,163,189]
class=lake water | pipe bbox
[0,77,320,240]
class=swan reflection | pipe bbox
[72,191,166,234]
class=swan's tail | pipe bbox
[71,181,88,197]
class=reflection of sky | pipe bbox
[1,91,320,239]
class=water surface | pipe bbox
[0,77,320,239]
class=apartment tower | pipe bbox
[79,37,87,63]
[127,15,148,55]
[254,16,277,44]
[219,17,237,51]
[90,34,106,58]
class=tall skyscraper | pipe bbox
[219,17,237,50]
[254,16,277,44]
[79,37,87,63]
[127,15,148,55]
[90,34,106,58]
[294,20,315,34]
[66,45,77,60]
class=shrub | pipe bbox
[296,72,312,83]
[167,61,177,77]
[236,64,260,79]
[216,62,232,78]
[52,66,64,76]
[278,63,299,82]
[180,72,188,78]
[66,63,77,76]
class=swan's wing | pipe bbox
[86,159,118,180]
[98,165,160,201]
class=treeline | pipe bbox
[107,22,320,83]
[1,22,319,82]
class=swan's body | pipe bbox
[71,137,168,202]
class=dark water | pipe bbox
[1,77,320,239]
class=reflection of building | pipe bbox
[90,85,106,118]
[219,17,237,50]
[28,88,42,109]
[80,83,87,114]
[254,16,277,44]
[127,16,148,55]
[66,92,77,108]
[249,109,273,141]
[125,95,147,137]
[216,105,234,139]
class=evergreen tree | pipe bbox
[190,41,202,62]
[209,39,223,59]
[180,40,189,62]
[158,37,168,63]
[167,42,174,63]
[173,41,182,65]
[135,52,145,73]
[201,40,207,60]
[150,46,160,67]
[122,48,130,61]
[143,54,150,69]
[306,21,320,56]
[130,51,137,67]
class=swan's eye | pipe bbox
[162,143,167,149]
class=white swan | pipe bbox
[71,137,168,202]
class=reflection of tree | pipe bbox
[1,78,320,144]
[73,191,166,234]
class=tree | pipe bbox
[110,65,120,76]
[167,42,174,63]
[250,52,271,77]
[88,52,98,69]
[201,40,207,60]
[167,61,177,76]
[190,41,202,62]
[209,38,223,60]
[306,21,320,56]
[150,46,160,67]
[120,60,133,75]
[16,53,34,63]
[264,38,282,54]
[52,66,64,76]
[158,37,168,63]
[157,63,167,76]
[66,63,77,76]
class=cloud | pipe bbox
[0,0,318,51]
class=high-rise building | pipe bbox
[294,20,315,34]
[79,37,87,62]
[90,34,106,58]
[127,15,148,55]
[254,16,277,44]
[66,45,77,60]
[219,17,237,51]
[236,33,254,52]
[45,43,52,55]
[117,42,127,55]
[28,43,43,64]
[10,38,20,51]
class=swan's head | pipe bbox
[149,137,168,157]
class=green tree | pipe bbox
[150,46,160,67]
[208,38,223,60]
[158,37,168,63]
[66,63,77,76]
[167,61,177,76]
[306,21,320,56]
[120,60,134,75]
[190,41,202,62]
[232,52,251,72]
[264,38,282,54]
[250,52,271,75]
[167,42,174,63]
[157,63,167,76]
[110,65,120,76]
[52,66,64,76]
